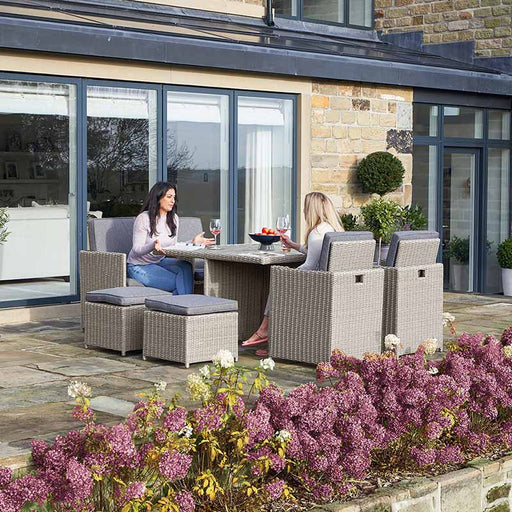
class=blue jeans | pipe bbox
[127,258,193,295]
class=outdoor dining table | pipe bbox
[162,244,306,339]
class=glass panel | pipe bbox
[0,79,77,301]
[489,110,510,140]
[413,104,438,137]
[304,0,344,24]
[237,96,294,243]
[87,86,157,218]
[443,106,483,139]
[412,145,438,230]
[167,91,230,243]
[442,151,477,292]
[349,0,372,27]
[485,148,510,293]
[274,0,298,17]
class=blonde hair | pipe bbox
[303,192,344,247]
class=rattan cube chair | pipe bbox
[269,232,384,364]
[84,286,171,355]
[383,231,443,354]
[143,295,238,368]
[79,216,204,321]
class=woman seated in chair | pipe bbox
[243,191,344,355]
[127,182,214,294]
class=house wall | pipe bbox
[133,0,265,17]
[375,0,512,59]
[310,81,413,213]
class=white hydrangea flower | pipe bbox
[423,338,438,355]
[179,425,193,438]
[154,381,167,392]
[212,350,235,369]
[199,365,211,379]
[259,357,275,371]
[442,312,455,327]
[428,366,439,375]
[275,430,291,443]
[384,334,401,351]
[504,346,512,358]
[67,381,92,399]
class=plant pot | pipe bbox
[502,268,512,296]
[373,244,390,266]
[450,263,469,292]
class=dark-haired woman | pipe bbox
[127,182,214,294]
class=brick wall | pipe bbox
[311,81,413,215]
[375,0,512,59]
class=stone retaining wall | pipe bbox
[310,454,512,512]
[311,80,413,214]
[375,0,512,59]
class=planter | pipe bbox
[373,244,390,266]
[450,263,469,292]
[502,268,512,296]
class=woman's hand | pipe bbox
[280,234,299,251]
[154,239,165,254]
[193,232,215,246]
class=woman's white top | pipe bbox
[127,212,180,265]
[297,222,335,271]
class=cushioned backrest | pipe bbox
[178,217,203,243]
[318,231,375,271]
[88,217,135,255]
[386,230,440,267]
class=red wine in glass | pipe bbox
[209,219,222,249]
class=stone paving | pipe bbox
[0,292,511,469]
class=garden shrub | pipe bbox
[356,151,405,196]
[497,238,512,269]
[2,328,512,511]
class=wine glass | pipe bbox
[209,219,222,249]
[276,215,291,252]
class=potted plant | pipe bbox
[400,204,427,231]
[497,238,512,296]
[356,151,405,196]
[447,236,469,292]
[360,197,403,264]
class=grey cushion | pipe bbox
[178,217,203,243]
[86,286,170,306]
[318,231,374,271]
[145,294,237,316]
[386,230,439,267]
[88,216,202,254]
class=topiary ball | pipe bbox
[356,151,405,196]
[497,238,512,269]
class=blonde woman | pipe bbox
[242,192,344,355]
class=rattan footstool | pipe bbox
[143,295,238,368]
[84,287,171,356]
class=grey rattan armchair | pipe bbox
[268,232,384,364]
[383,231,443,354]
[79,216,203,320]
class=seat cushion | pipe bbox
[88,217,135,254]
[318,231,374,271]
[386,230,439,267]
[145,294,238,316]
[86,286,170,306]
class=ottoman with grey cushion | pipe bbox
[143,295,238,368]
[84,287,171,356]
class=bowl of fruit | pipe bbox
[249,228,281,251]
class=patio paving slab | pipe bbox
[90,396,136,417]
[34,356,139,376]
[0,350,61,367]
[0,366,67,388]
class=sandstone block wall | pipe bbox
[311,81,413,215]
[375,0,512,59]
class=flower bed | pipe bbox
[1,326,512,512]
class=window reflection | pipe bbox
[443,106,483,139]
[489,110,510,140]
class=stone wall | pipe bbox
[310,454,512,512]
[311,81,413,215]
[375,0,512,59]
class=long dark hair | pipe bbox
[140,182,177,238]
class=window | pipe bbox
[443,106,483,139]
[0,78,78,302]
[274,0,373,28]
[488,110,511,140]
